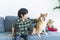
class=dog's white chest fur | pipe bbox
[39,18,47,33]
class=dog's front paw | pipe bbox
[37,34,41,37]
[44,33,48,35]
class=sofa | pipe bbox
[0,16,60,40]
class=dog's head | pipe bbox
[40,13,48,18]
[37,13,48,22]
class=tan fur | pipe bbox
[36,13,47,37]
[36,16,42,35]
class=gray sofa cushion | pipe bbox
[5,16,18,32]
[0,17,5,33]
[42,32,60,40]
[0,32,24,40]
[0,32,14,40]
[27,32,60,40]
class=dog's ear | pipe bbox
[44,13,48,17]
[45,13,48,16]
[40,13,42,14]
[40,13,43,17]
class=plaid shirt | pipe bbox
[12,18,36,35]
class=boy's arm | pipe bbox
[11,21,16,36]
[10,20,17,37]
[12,26,14,35]
[9,26,14,37]
[30,18,38,23]
[11,20,16,34]
[10,26,14,37]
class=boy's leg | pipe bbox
[14,34,23,40]
[21,34,28,40]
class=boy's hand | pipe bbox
[9,33,14,37]
[36,18,38,21]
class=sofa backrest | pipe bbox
[5,16,18,32]
[0,17,5,33]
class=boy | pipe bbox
[11,8,37,40]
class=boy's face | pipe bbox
[21,14,28,19]
[24,14,28,19]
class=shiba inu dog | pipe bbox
[36,13,48,37]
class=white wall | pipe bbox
[0,0,60,32]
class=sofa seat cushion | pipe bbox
[0,32,60,40]
[27,32,60,40]
[41,32,60,40]
[0,32,24,40]
[0,32,14,40]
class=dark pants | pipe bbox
[14,34,24,40]
[14,34,27,40]
[21,34,28,40]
